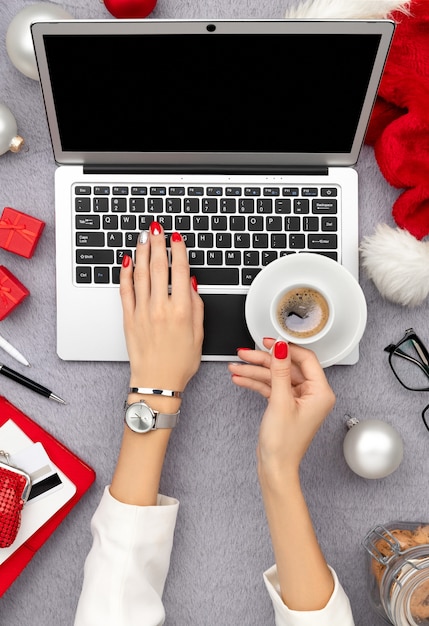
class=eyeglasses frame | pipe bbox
[384,328,429,432]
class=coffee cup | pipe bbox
[270,283,334,345]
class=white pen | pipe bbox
[0,334,30,367]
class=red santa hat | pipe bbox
[286,0,429,306]
[365,0,429,241]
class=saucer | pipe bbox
[245,253,367,367]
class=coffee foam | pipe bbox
[276,287,330,338]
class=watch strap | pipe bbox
[154,411,180,429]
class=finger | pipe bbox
[148,221,169,304]
[228,360,272,386]
[262,337,276,351]
[132,229,151,303]
[230,369,272,399]
[269,341,295,408]
[236,347,272,369]
[170,231,191,302]
[119,252,136,323]
[289,343,327,384]
[190,276,205,348]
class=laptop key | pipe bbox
[76,267,91,283]
[242,268,261,285]
[76,215,100,229]
[76,249,114,263]
[312,199,337,213]
[112,186,129,195]
[207,187,223,196]
[322,216,337,231]
[308,234,337,249]
[94,267,110,283]
[321,187,337,197]
[188,187,204,196]
[76,232,104,246]
[190,268,239,285]
[244,187,261,196]
[75,197,91,211]
[93,197,109,212]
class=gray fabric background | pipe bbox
[1,1,427,625]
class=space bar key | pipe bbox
[190,268,239,285]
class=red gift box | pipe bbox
[0,267,29,320]
[0,207,45,258]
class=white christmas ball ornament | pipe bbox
[343,417,403,479]
[0,103,24,155]
[6,2,72,80]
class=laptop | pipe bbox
[31,18,394,362]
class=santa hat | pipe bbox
[286,0,429,307]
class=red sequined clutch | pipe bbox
[0,452,31,549]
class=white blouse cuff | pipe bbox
[263,564,355,626]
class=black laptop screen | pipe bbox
[43,33,381,154]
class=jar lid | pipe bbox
[390,560,429,625]
[364,523,429,565]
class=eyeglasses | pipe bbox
[384,328,429,432]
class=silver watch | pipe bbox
[124,400,180,434]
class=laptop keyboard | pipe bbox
[74,183,340,287]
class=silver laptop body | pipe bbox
[31,18,394,362]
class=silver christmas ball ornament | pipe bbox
[6,2,73,80]
[343,416,403,479]
[0,103,24,155]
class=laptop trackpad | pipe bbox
[200,293,254,358]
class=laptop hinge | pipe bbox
[83,164,329,176]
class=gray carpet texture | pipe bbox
[1,1,428,625]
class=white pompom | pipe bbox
[360,224,429,307]
[284,0,410,19]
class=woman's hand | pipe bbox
[111,223,204,506]
[120,222,204,393]
[229,338,335,476]
[230,340,337,612]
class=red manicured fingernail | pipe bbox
[122,254,131,268]
[274,341,288,359]
[237,347,251,352]
[191,275,198,292]
[150,221,161,235]
[263,337,276,342]
[171,231,182,242]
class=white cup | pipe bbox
[270,283,334,345]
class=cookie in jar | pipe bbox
[363,521,429,625]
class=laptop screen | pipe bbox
[32,20,394,168]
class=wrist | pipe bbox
[127,392,182,415]
[257,457,301,494]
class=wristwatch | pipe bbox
[124,400,180,434]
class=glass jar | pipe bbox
[363,521,429,625]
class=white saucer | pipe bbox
[245,253,367,367]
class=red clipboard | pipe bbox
[0,396,96,596]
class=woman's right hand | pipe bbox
[229,339,336,476]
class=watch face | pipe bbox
[125,402,154,434]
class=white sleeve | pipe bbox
[74,486,179,626]
[263,564,355,626]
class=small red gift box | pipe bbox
[0,266,29,320]
[0,207,45,258]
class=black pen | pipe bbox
[0,363,66,404]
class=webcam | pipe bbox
[206,24,216,32]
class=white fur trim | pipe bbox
[284,0,411,20]
[360,225,429,307]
